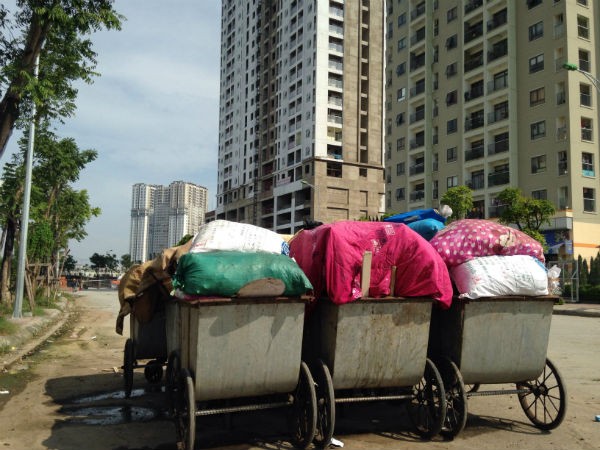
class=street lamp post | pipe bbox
[563,62,600,94]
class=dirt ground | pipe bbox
[0,289,599,450]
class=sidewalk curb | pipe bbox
[0,300,74,372]
[553,308,600,318]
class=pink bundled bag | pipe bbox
[429,219,545,268]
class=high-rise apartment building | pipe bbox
[129,181,208,262]
[215,0,386,233]
[385,0,600,260]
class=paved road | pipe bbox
[0,290,599,449]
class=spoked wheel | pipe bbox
[516,358,567,430]
[313,359,335,448]
[407,358,447,439]
[174,368,196,450]
[123,338,135,398]
[437,357,467,438]
[166,351,181,416]
[144,359,164,383]
[466,383,480,393]
[290,361,317,449]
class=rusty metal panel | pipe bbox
[177,301,305,401]
[319,300,432,390]
[457,299,554,384]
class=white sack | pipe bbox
[189,220,289,255]
[451,255,549,299]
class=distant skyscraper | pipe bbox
[216,0,386,232]
[129,181,208,262]
[385,0,600,260]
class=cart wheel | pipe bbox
[313,359,335,448]
[144,360,164,383]
[291,361,317,449]
[438,357,467,438]
[407,358,447,439]
[175,369,196,450]
[123,338,135,398]
[516,358,567,430]
[166,351,181,416]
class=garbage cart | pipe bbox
[305,297,447,447]
[428,296,567,437]
[165,296,317,450]
[122,307,167,398]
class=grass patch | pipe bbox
[0,316,18,336]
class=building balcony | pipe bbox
[488,45,508,62]
[410,84,426,96]
[488,77,508,94]
[465,0,483,14]
[466,178,485,190]
[465,145,485,161]
[464,22,484,43]
[411,4,426,21]
[410,139,425,150]
[410,190,425,202]
[465,116,485,131]
[465,87,484,102]
[487,15,507,32]
[488,138,509,155]
[464,55,484,72]
[410,110,425,124]
[488,109,509,124]
[409,163,425,175]
[488,204,508,218]
[488,170,510,187]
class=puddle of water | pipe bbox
[59,405,165,425]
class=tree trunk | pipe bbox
[0,218,17,308]
[0,11,49,157]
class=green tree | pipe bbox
[496,188,556,248]
[579,255,589,286]
[62,254,76,273]
[89,251,117,275]
[589,251,600,286]
[120,254,132,271]
[0,0,123,157]
[440,186,473,222]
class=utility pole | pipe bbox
[13,53,40,319]
[563,62,600,94]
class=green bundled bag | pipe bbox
[172,251,313,297]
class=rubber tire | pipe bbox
[175,368,196,450]
[438,357,467,438]
[407,358,447,439]
[291,361,318,449]
[123,338,135,398]
[313,359,335,448]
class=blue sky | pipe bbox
[4,1,222,264]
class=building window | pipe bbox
[395,188,405,201]
[396,162,405,175]
[582,152,595,176]
[528,0,542,8]
[447,118,457,134]
[398,13,406,27]
[577,15,590,39]
[531,120,546,140]
[559,186,569,209]
[529,54,544,73]
[446,34,457,49]
[396,113,404,126]
[581,117,593,141]
[532,189,547,200]
[530,87,545,107]
[583,187,595,212]
[579,49,591,72]
[446,147,457,162]
[397,137,405,150]
[580,83,592,107]
[396,62,406,76]
[558,150,568,175]
[447,175,458,189]
[446,90,457,105]
[398,37,406,51]
[531,155,547,174]
[577,0,589,5]
[326,161,342,178]
[447,7,457,23]
[445,62,457,78]
[529,21,544,41]
[397,87,406,101]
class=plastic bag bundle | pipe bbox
[451,255,549,299]
[172,251,313,297]
[430,219,545,267]
[189,220,289,255]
